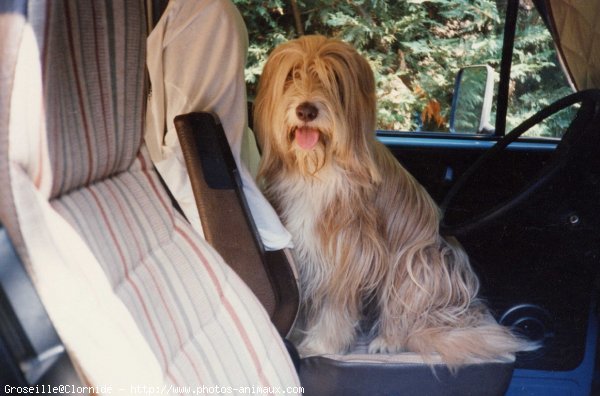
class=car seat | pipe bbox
[0,0,299,390]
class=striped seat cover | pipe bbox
[0,0,300,392]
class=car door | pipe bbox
[379,1,598,394]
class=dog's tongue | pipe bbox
[295,127,320,150]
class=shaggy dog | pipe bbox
[254,35,532,365]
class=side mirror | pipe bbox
[449,65,495,134]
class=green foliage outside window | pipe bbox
[234,0,573,137]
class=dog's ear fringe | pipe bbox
[324,38,382,186]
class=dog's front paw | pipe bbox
[368,336,405,354]
[297,336,342,357]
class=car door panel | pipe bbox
[381,133,596,372]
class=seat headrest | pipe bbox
[31,1,147,198]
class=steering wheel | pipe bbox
[440,89,600,237]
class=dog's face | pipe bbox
[255,35,379,180]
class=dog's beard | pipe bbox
[288,135,328,175]
[285,113,335,176]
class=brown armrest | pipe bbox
[174,112,298,336]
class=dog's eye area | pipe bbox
[284,70,296,89]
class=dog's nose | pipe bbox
[296,102,319,122]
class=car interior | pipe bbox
[1,0,599,395]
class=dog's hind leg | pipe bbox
[369,238,534,365]
[367,238,465,357]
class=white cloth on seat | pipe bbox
[145,0,293,250]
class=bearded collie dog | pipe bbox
[253,35,533,365]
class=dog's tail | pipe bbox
[405,317,539,370]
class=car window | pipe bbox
[504,1,576,138]
[238,0,574,137]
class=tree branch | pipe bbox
[290,0,304,36]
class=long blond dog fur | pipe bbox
[254,35,533,365]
